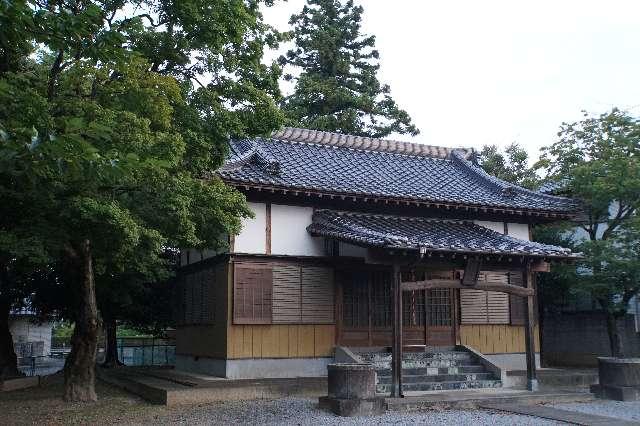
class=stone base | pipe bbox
[591,384,640,401]
[319,396,386,417]
[175,355,332,379]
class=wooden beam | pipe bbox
[523,263,539,391]
[401,279,534,297]
[391,263,403,398]
[265,202,271,255]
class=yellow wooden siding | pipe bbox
[459,324,540,354]
[227,324,335,359]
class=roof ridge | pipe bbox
[449,151,579,205]
[271,127,473,160]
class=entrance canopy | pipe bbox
[307,210,579,260]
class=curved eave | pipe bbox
[220,176,581,220]
[307,227,582,262]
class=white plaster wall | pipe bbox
[10,317,53,356]
[234,202,266,254]
[271,204,324,256]
[474,221,531,242]
[508,223,530,241]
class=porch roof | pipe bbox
[307,210,580,259]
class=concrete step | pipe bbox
[376,365,486,377]
[377,379,502,393]
[377,372,495,385]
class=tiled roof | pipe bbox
[271,127,472,159]
[307,210,578,258]
[219,127,578,214]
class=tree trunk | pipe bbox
[605,310,624,358]
[101,317,123,368]
[63,239,99,402]
[0,301,21,379]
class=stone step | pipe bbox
[377,372,495,385]
[369,358,476,370]
[376,379,502,393]
[376,365,486,377]
[359,351,473,363]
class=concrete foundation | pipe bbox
[176,355,332,379]
[485,353,541,371]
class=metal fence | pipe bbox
[117,337,175,366]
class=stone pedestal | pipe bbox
[318,363,385,416]
[591,357,640,401]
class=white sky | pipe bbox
[262,0,640,160]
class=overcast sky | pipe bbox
[262,0,640,161]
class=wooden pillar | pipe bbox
[523,262,538,391]
[391,263,403,397]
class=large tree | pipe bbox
[0,0,283,401]
[280,0,418,137]
[477,143,539,189]
[537,109,640,357]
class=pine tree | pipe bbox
[280,0,418,138]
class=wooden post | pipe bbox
[391,263,403,397]
[523,263,538,391]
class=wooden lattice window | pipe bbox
[371,272,392,327]
[342,272,369,328]
[233,264,272,324]
[403,290,426,326]
[427,289,452,326]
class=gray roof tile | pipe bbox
[219,127,578,214]
[307,210,578,258]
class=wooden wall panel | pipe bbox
[459,324,540,354]
[226,324,335,359]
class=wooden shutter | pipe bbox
[507,270,537,325]
[483,271,509,324]
[272,265,302,323]
[487,292,509,323]
[460,271,510,324]
[184,274,194,324]
[460,289,488,324]
[202,269,216,324]
[301,266,334,324]
[233,264,273,324]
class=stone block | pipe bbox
[327,363,376,399]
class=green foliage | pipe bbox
[477,143,539,189]
[537,109,640,321]
[0,0,284,389]
[280,0,418,138]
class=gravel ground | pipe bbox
[155,398,562,426]
[553,400,640,423]
[0,375,562,426]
